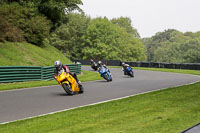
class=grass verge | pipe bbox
[0,70,102,91]
[0,81,199,133]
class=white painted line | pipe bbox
[1,80,199,125]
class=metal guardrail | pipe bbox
[0,64,81,83]
[73,59,200,70]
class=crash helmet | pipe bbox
[54,60,62,70]
[98,61,102,65]
[122,62,125,66]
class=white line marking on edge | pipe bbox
[1,80,199,125]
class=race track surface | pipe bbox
[0,66,199,124]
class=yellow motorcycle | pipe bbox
[55,70,84,95]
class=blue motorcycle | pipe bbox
[98,66,112,82]
[124,66,134,77]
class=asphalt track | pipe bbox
[0,66,200,124]
[182,123,200,133]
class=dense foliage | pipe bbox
[0,3,51,46]
[50,15,146,61]
[1,0,83,29]
[0,0,82,46]
[80,17,146,61]
[111,17,140,38]
[0,15,24,42]
[49,13,90,59]
[143,29,200,63]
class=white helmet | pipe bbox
[122,62,125,66]
[54,60,62,69]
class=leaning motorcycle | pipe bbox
[91,62,98,71]
[55,70,84,95]
[98,66,112,82]
[124,66,134,77]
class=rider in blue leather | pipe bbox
[122,62,130,75]
[97,61,111,74]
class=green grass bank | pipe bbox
[0,42,71,66]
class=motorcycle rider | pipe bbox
[90,59,95,65]
[97,61,111,74]
[54,60,82,86]
[122,62,131,75]
[97,61,105,70]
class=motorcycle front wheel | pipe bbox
[79,84,84,93]
[129,71,134,77]
[104,74,109,82]
[110,76,112,81]
[62,83,73,95]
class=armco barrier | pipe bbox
[123,62,200,70]
[73,59,121,66]
[0,64,81,83]
[73,59,200,70]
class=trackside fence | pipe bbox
[0,64,81,83]
[73,59,200,70]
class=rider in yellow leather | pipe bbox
[54,60,82,86]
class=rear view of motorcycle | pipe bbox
[98,66,112,82]
[90,59,98,71]
[91,62,98,71]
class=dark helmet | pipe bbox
[54,60,62,70]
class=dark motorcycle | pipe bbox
[91,62,98,71]
[124,66,134,77]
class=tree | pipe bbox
[81,17,146,61]
[0,3,51,46]
[0,15,24,42]
[50,13,90,59]
[111,17,140,38]
[1,0,83,30]
[143,29,200,63]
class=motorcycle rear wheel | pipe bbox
[62,83,73,95]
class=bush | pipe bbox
[0,16,24,42]
[0,3,51,46]
[23,16,51,46]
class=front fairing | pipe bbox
[125,66,132,72]
[99,67,107,74]
[55,70,69,84]
[99,67,111,79]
